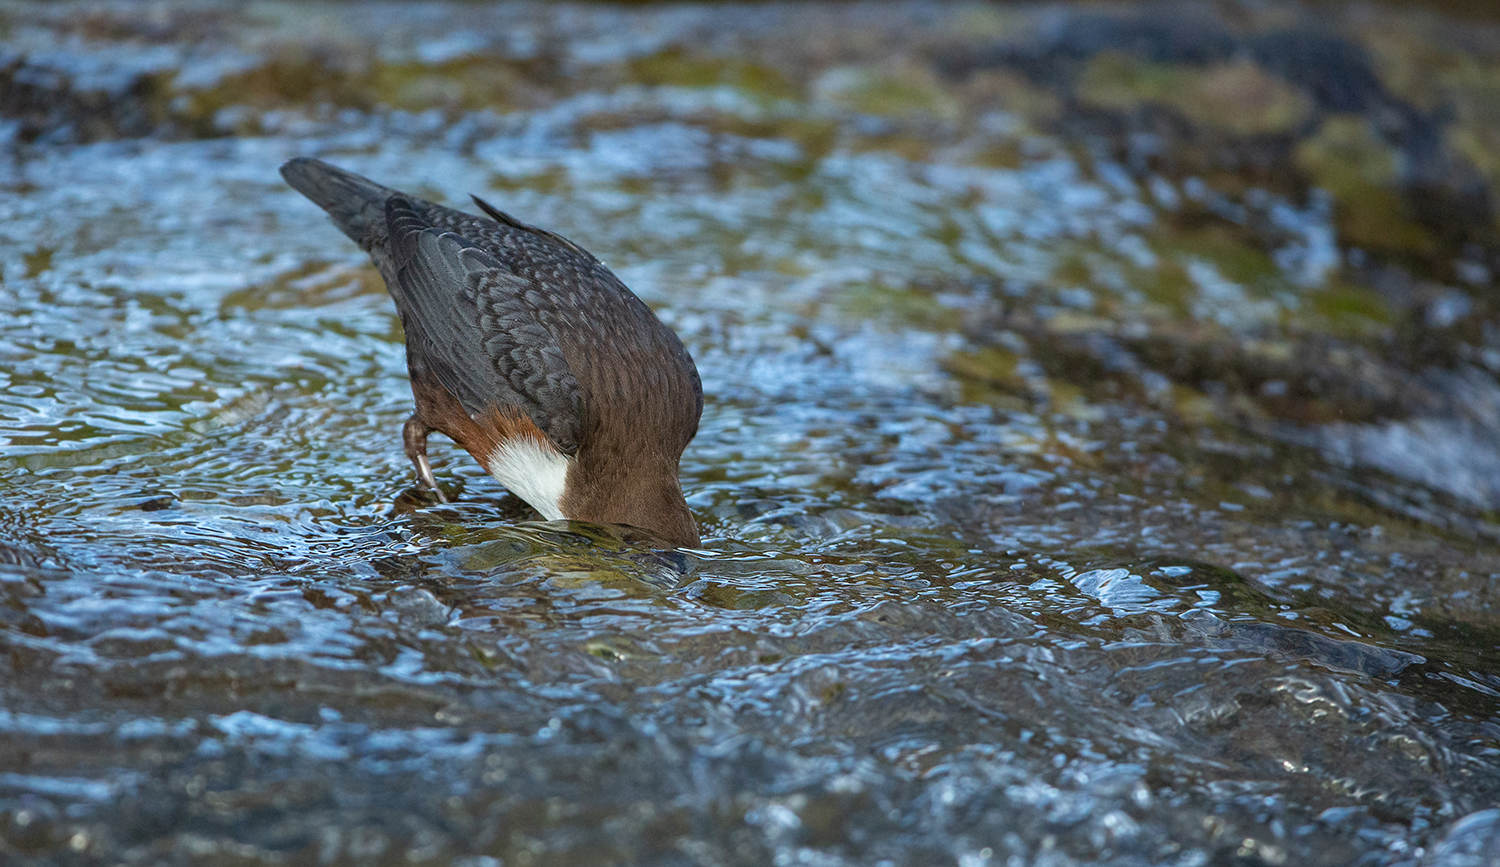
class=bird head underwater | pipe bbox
[280,158,702,548]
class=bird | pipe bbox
[280,157,703,548]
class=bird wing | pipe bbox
[385,196,583,455]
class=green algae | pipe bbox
[1294,115,1440,257]
[1355,22,1500,240]
[1134,191,1393,341]
[1446,65,1500,224]
[368,56,543,114]
[682,112,838,170]
[812,63,962,123]
[488,166,573,197]
[836,282,964,332]
[1303,279,1397,340]
[21,246,53,278]
[179,50,551,133]
[1077,52,1311,137]
[175,47,372,132]
[959,69,1063,160]
[1136,258,1198,320]
[943,346,1029,403]
[628,48,800,103]
[1359,21,1473,112]
[1046,252,1094,292]
[1155,224,1283,301]
[1015,226,1282,331]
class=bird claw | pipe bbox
[413,453,447,503]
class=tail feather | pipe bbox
[279,157,393,244]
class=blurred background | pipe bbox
[2,1,1500,865]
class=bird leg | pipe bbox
[402,415,448,503]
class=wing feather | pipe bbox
[385,197,583,455]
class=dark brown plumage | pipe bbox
[280,157,702,548]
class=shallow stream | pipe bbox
[2,2,1500,864]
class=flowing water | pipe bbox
[2,2,1500,865]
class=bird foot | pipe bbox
[414,455,448,503]
[404,416,448,503]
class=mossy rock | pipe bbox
[962,68,1064,128]
[628,48,800,102]
[1077,52,1311,137]
[943,346,1030,403]
[1295,115,1439,256]
[838,283,964,332]
[1156,223,1281,301]
[178,44,373,128]
[1444,62,1500,231]
[812,63,962,123]
[1303,278,1397,340]
[180,48,549,133]
[1358,20,1471,111]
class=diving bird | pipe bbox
[280,158,702,547]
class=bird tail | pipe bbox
[279,157,393,243]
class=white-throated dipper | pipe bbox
[280,158,702,548]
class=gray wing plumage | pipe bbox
[381,196,579,453]
[385,196,584,455]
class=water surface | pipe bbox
[2,2,1500,864]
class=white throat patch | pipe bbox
[483,438,571,520]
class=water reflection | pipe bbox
[2,1,1499,865]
